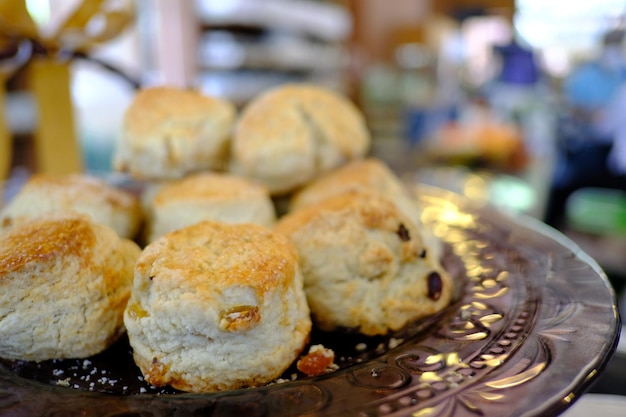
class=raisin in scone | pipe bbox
[124,221,311,392]
[229,83,371,195]
[0,173,142,240]
[275,191,453,336]
[0,213,141,361]
[113,86,236,180]
[143,172,276,243]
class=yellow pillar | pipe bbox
[28,57,82,174]
[0,74,10,181]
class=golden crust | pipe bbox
[230,83,371,194]
[124,87,232,140]
[137,221,298,295]
[0,215,96,277]
[289,158,406,209]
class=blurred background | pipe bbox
[0,1,625,397]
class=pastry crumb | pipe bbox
[297,344,337,377]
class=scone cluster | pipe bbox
[113,84,370,196]
[0,83,453,394]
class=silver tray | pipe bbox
[0,184,621,416]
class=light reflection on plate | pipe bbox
[0,184,620,417]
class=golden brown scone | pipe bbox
[124,221,311,392]
[113,86,236,180]
[0,213,141,361]
[0,174,142,240]
[229,83,371,195]
[275,192,453,336]
[144,172,276,243]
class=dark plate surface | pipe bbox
[0,185,621,417]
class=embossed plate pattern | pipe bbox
[0,185,621,417]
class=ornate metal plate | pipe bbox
[0,185,621,417]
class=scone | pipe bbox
[289,158,443,259]
[124,221,311,392]
[0,213,141,361]
[275,192,453,336]
[144,172,276,243]
[113,86,236,180]
[0,173,142,240]
[229,83,371,195]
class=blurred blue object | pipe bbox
[563,28,626,111]
[494,41,539,85]
[564,61,626,110]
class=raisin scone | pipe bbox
[124,221,311,392]
[275,191,453,336]
[113,86,236,180]
[229,83,371,195]
[0,213,141,361]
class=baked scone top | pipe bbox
[152,172,270,204]
[289,158,412,210]
[136,221,298,297]
[0,215,96,276]
[0,173,142,241]
[277,191,425,266]
[123,86,235,142]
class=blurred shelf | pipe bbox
[195,0,352,42]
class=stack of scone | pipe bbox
[0,82,454,395]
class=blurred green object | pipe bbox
[566,187,626,235]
